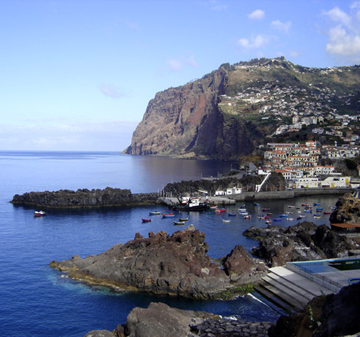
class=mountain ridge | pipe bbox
[124,57,360,160]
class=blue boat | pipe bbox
[228,213,237,216]
[162,213,175,218]
[313,202,321,206]
[279,214,288,217]
[316,207,323,211]
[273,218,282,221]
[149,211,161,215]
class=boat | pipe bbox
[34,210,46,217]
[179,218,188,221]
[287,218,294,221]
[262,208,270,212]
[279,214,288,217]
[238,208,247,213]
[228,213,237,216]
[323,211,332,214]
[243,215,251,219]
[215,208,226,213]
[162,213,175,218]
[210,205,218,210]
[265,220,272,224]
[302,203,309,206]
[259,215,269,219]
[254,202,260,206]
[222,219,231,223]
[304,209,312,213]
[288,205,295,208]
[174,221,185,225]
[142,218,152,223]
[149,211,161,215]
[273,218,282,221]
[173,198,209,212]
[313,202,321,206]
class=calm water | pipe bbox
[0,151,340,336]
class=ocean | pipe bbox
[0,151,340,336]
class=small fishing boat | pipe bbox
[316,207,323,211]
[313,202,321,206]
[288,205,295,208]
[273,218,282,222]
[228,213,237,217]
[302,203,309,206]
[262,208,270,212]
[142,218,152,223]
[243,215,251,219]
[162,213,175,218]
[149,211,161,215]
[304,209,312,213]
[34,210,46,217]
[210,205,218,210]
[215,208,226,213]
[323,211,332,214]
[222,219,231,223]
[238,208,247,213]
[265,220,272,224]
[179,218,188,221]
[174,221,185,225]
[279,214,288,217]
[287,218,294,221]
[254,202,260,206]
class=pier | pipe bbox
[255,257,360,313]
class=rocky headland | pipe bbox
[50,225,267,300]
[10,187,159,208]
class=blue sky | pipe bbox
[1,0,360,151]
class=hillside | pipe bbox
[124,57,360,161]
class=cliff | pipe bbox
[124,57,360,160]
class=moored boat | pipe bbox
[34,210,46,217]
[222,219,231,223]
[149,211,161,215]
[142,218,152,223]
[173,221,185,225]
[162,213,175,218]
[179,218,188,221]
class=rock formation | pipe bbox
[50,225,265,300]
[10,187,159,208]
[124,65,256,161]
[85,302,274,337]
[268,282,360,337]
[329,191,360,224]
[243,222,355,267]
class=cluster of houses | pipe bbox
[264,140,360,189]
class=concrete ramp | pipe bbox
[255,265,335,313]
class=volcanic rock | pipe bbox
[243,222,354,267]
[51,225,262,299]
[10,187,159,208]
[329,191,360,224]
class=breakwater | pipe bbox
[228,188,353,201]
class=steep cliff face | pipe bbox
[124,66,254,160]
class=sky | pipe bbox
[1,0,360,152]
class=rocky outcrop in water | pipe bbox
[268,282,360,337]
[329,191,360,224]
[50,225,266,300]
[10,187,159,208]
[243,222,355,267]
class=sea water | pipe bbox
[0,151,339,336]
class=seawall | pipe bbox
[228,188,353,201]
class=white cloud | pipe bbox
[238,34,269,49]
[322,5,360,63]
[326,25,360,59]
[323,7,352,28]
[100,83,125,99]
[248,9,265,20]
[271,20,291,32]
[165,54,199,72]
[0,121,138,151]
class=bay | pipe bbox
[0,151,339,336]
